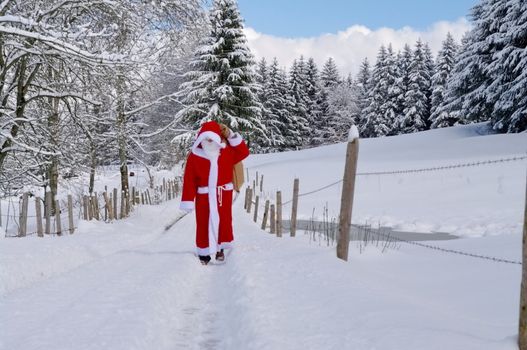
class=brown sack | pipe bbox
[232,161,244,192]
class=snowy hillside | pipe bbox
[1,123,526,350]
[245,123,527,237]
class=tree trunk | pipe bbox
[0,57,27,170]
[117,75,129,195]
[47,68,60,215]
[89,143,97,194]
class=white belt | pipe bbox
[197,183,234,207]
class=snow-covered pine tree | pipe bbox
[304,57,324,145]
[392,44,413,134]
[485,0,527,133]
[320,57,341,88]
[288,57,311,146]
[383,44,400,135]
[423,43,436,129]
[355,58,372,132]
[362,45,392,137]
[439,1,496,127]
[400,39,432,134]
[256,57,269,104]
[253,57,271,153]
[318,57,342,142]
[262,58,295,151]
[430,33,459,128]
[178,0,264,148]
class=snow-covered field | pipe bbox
[246,123,526,237]
[1,123,526,350]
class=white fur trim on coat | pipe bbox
[179,201,194,212]
[196,241,233,256]
[227,132,243,147]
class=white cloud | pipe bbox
[244,18,471,76]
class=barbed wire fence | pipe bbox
[244,153,527,266]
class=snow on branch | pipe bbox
[0,24,127,65]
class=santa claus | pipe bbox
[179,121,250,265]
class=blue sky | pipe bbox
[238,0,479,38]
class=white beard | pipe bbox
[201,141,221,157]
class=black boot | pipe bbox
[215,249,225,261]
[199,255,211,265]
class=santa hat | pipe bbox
[192,121,227,152]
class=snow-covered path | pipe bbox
[1,193,521,350]
[1,209,224,349]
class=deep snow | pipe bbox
[1,123,526,350]
[245,123,526,237]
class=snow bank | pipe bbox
[245,123,527,237]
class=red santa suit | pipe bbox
[179,121,250,256]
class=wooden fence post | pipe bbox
[518,174,527,349]
[253,195,259,223]
[18,192,28,237]
[247,188,253,213]
[336,134,359,261]
[68,195,74,234]
[35,197,43,237]
[244,187,249,210]
[120,191,125,219]
[103,192,113,221]
[291,178,300,237]
[104,186,108,221]
[276,191,282,237]
[93,192,100,221]
[260,174,264,193]
[270,204,276,234]
[146,189,152,205]
[45,192,51,234]
[82,195,88,220]
[88,196,94,220]
[125,190,130,215]
[261,199,270,230]
[256,171,259,187]
[113,188,118,219]
[55,199,62,235]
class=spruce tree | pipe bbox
[356,58,372,132]
[260,58,288,151]
[362,46,391,137]
[178,0,264,146]
[254,57,273,153]
[393,44,412,134]
[383,44,400,135]
[423,43,436,128]
[400,39,432,133]
[288,57,311,146]
[320,57,341,88]
[440,0,496,126]
[430,33,459,128]
[304,57,324,145]
[485,0,527,132]
[318,57,342,141]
